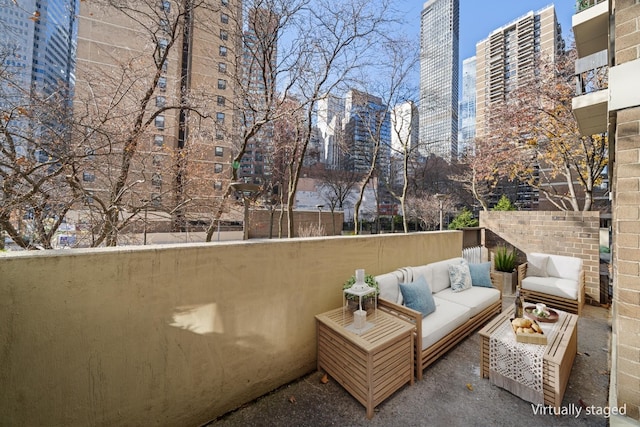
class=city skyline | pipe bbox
[399,1,575,92]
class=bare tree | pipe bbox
[487,48,608,211]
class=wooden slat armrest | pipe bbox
[518,262,528,288]
[489,272,503,297]
[378,298,421,326]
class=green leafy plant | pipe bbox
[447,208,479,230]
[493,245,517,272]
[491,195,517,211]
[343,274,379,301]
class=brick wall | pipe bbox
[612,1,640,420]
[480,211,601,303]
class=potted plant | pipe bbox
[343,273,379,313]
[492,245,518,294]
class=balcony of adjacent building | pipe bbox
[572,49,609,136]
[573,0,609,58]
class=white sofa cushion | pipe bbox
[375,270,405,304]
[521,276,579,300]
[434,287,501,317]
[421,296,470,350]
[526,253,549,278]
[544,253,582,281]
[415,257,465,294]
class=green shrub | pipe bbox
[491,195,517,211]
[447,208,479,230]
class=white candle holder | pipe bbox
[343,269,377,335]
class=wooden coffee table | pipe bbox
[478,307,578,407]
[316,307,414,418]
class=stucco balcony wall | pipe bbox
[0,231,462,427]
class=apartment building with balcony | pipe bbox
[572,0,640,422]
[74,1,242,230]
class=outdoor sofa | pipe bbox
[375,257,502,380]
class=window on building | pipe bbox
[216,112,225,124]
[158,76,167,91]
[221,0,229,5]
[220,29,228,41]
[82,172,95,182]
[216,129,224,140]
[218,62,227,73]
[156,96,166,107]
[217,79,226,90]
[154,135,164,146]
[215,146,224,157]
[221,13,229,24]
[161,60,168,73]
[152,155,162,166]
[217,95,225,106]
[219,45,227,57]
[214,163,223,173]
[152,193,161,206]
[214,181,223,190]
[152,173,162,188]
[155,115,165,130]
[160,1,170,12]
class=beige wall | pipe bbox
[480,211,601,303]
[0,231,462,426]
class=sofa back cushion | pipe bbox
[375,270,405,304]
[422,257,466,293]
[546,254,582,281]
[526,253,549,278]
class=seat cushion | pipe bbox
[399,276,435,317]
[434,287,501,317]
[375,270,405,304]
[421,297,470,350]
[521,276,579,300]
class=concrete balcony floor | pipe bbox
[208,298,611,427]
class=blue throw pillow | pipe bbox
[399,276,436,318]
[468,262,493,287]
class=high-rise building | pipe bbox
[73,1,243,228]
[475,5,564,138]
[0,0,78,98]
[419,0,459,162]
[474,5,564,210]
[343,89,391,179]
[0,0,78,155]
[458,56,476,156]
[316,94,345,169]
[390,101,419,155]
[239,7,279,185]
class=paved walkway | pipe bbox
[207,301,612,427]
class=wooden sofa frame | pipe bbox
[518,263,585,315]
[377,273,502,381]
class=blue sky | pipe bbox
[398,0,576,81]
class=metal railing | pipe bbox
[576,0,607,13]
[575,49,609,95]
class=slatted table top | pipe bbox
[316,307,415,352]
